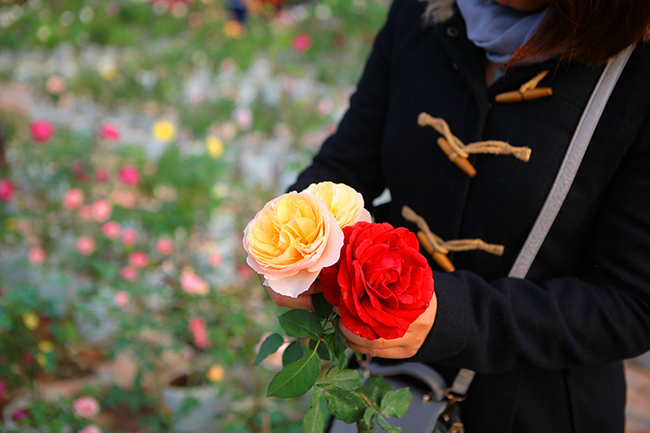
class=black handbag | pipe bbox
[326,362,466,433]
[326,43,634,433]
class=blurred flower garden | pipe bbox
[0,0,390,431]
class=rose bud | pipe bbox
[180,273,209,295]
[62,188,84,209]
[76,236,96,255]
[102,221,121,239]
[99,123,120,141]
[91,199,112,222]
[27,246,46,265]
[114,290,130,308]
[156,237,174,255]
[120,266,138,281]
[121,228,138,245]
[72,396,100,418]
[94,168,110,182]
[30,119,55,143]
[0,179,15,202]
[128,251,149,268]
[118,165,140,186]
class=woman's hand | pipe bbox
[339,292,438,359]
[263,280,322,311]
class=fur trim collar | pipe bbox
[420,0,455,24]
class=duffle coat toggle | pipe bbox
[418,112,532,177]
[402,206,504,272]
[495,70,553,103]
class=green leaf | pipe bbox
[332,323,348,365]
[357,408,377,433]
[330,369,364,391]
[379,388,411,419]
[278,309,323,339]
[312,293,333,319]
[253,333,284,366]
[267,346,321,398]
[321,385,366,424]
[0,306,12,331]
[304,406,325,433]
[310,386,325,408]
[310,337,331,360]
[376,415,399,432]
[282,341,305,366]
[361,376,393,404]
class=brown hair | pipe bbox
[510,0,650,66]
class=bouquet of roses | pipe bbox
[243,182,435,433]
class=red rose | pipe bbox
[321,222,434,340]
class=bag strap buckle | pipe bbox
[441,387,467,422]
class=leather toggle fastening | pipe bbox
[495,70,552,103]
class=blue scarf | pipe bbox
[456,0,548,63]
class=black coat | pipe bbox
[291,0,650,432]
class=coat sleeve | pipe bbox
[411,117,650,373]
[289,0,408,204]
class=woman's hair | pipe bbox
[511,0,650,66]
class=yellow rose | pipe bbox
[206,135,224,159]
[23,312,40,330]
[243,192,344,298]
[153,120,176,142]
[207,364,225,382]
[38,340,55,353]
[36,353,47,367]
[304,182,372,228]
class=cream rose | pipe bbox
[303,182,371,228]
[243,191,344,298]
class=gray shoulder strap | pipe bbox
[456,44,635,394]
[508,44,635,279]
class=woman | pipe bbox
[265,0,650,431]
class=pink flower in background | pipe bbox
[63,188,84,209]
[120,266,138,281]
[0,179,15,202]
[99,123,120,141]
[181,273,209,295]
[27,247,46,265]
[237,265,254,279]
[189,318,210,349]
[121,228,138,245]
[156,238,175,255]
[118,165,140,186]
[0,379,6,399]
[91,199,112,222]
[76,236,96,255]
[232,108,252,130]
[292,34,312,52]
[46,75,66,95]
[72,396,100,418]
[114,291,130,307]
[210,252,223,267]
[71,160,85,174]
[129,251,149,268]
[94,168,109,183]
[79,425,103,433]
[78,205,93,221]
[317,97,333,116]
[30,119,55,143]
[11,409,29,421]
[102,221,121,239]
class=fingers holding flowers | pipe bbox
[339,292,437,359]
[263,281,321,311]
